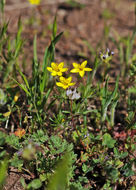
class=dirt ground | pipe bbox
[2,0,135,189]
[4,0,135,74]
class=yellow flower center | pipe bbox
[63,81,68,86]
[54,65,61,72]
[56,68,60,72]
[79,66,83,71]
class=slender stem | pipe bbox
[110,106,115,127]
[33,97,41,125]
[70,100,88,150]
[135,2,136,29]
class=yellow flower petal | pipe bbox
[51,71,57,76]
[63,85,69,89]
[61,68,68,72]
[47,67,53,72]
[84,68,92,71]
[58,62,64,69]
[48,62,68,77]
[81,60,87,68]
[67,77,72,83]
[69,82,75,86]
[51,62,57,70]
[56,76,75,89]
[57,72,62,76]
[14,92,20,102]
[56,82,64,87]
[79,70,85,77]
[70,68,79,73]
[60,77,65,83]
[28,0,40,5]
[73,63,79,68]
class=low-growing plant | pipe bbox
[0,1,136,190]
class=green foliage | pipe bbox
[0,0,5,15]
[0,158,8,188]
[47,152,72,190]
[0,131,6,146]
[21,177,42,190]
[6,134,22,149]
[110,27,136,77]
[13,17,63,125]
[102,133,116,148]
[101,76,119,124]
[27,179,42,190]
[31,129,48,144]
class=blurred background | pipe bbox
[4,0,135,66]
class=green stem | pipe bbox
[110,106,115,127]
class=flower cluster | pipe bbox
[47,60,92,89]
[100,48,114,64]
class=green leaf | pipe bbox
[82,164,88,173]
[131,186,136,190]
[20,177,27,189]
[0,159,8,188]
[0,0,5,14]
[119,151,128,159]
[33,35,38,64]
[40,48,49,93]
[115,160,124,168]
[121,163,134,177]
[52,15,57,39]
[17,67,30,91]
[40,31,63,93]
[113,147,119,157]
[101,76,119,122]
[108,168,119,182]
[6,134,22,149]
[51,32,63,46]
[15,18,23,58]
[31,130,48,144]
[102,133,116,148]
[0,151,6,158]
[27,179,42,189]
[0,132,6,146]
[47,152,71,190]
[12,77,31,96]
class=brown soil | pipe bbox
[2,0,135,189]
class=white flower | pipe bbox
[66,88,80,100]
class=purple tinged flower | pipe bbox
[100,48,114,63]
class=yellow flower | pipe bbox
[47,62,68,77]
[56,76,75,89]
[28,0,40,5]
[70,60,92,77]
